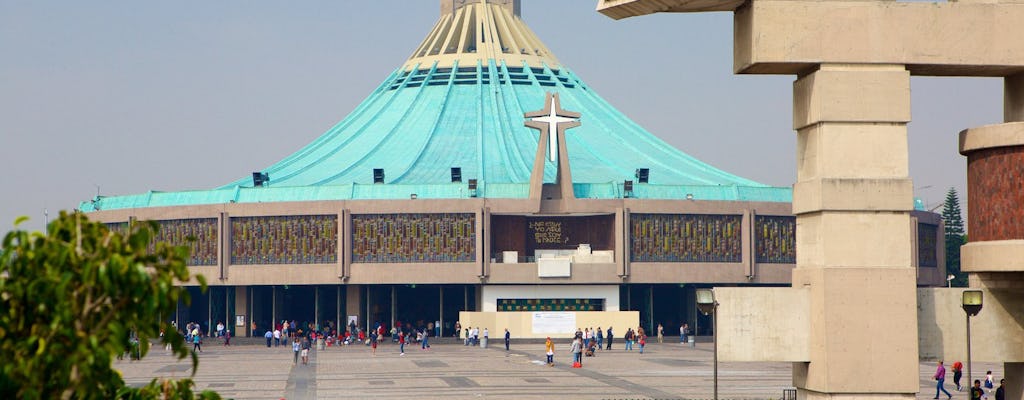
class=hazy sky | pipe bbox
[1,1,999,234]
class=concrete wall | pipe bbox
[458,310,639,339]
[918,288,1024,362]
[716,287,810,362]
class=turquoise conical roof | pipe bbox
[81,1,789,211]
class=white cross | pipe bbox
[529,98,578,162]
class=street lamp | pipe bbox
[962,290,983,393]
[947,274,955,288]
[695,288,718,400]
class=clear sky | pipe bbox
[0,1,998,234]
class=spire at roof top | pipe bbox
[409,0,547,70]
[441,0,519,18]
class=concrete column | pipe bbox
[790,64,918,398]
[235,285,249,337]
[345,284,361,327]
[1005,74,1024,123]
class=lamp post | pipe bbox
[961,290,983,394]
[695,288,718,400]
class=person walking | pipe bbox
[638,333,646,354]
[292,338,300,364]
[994,379,1005,400]
[624,328,634,351]
[371,330,379,355]
[657,323,664,344]
[273,327,281,347]
[933,361,953,399]
[952,361,964,391]
[421,328,431,350]
[970,380,988,400]
[264,329,273,347]
[606,326,614,350]
[504,328,511,351]
[570,337,582,368]
[985,371,995,391]
[398,331,406,356]
[482,327,489,348]
[300,337,311,365]
[192,330,202,353]
[595,327,603,350]
[545,337,555,366]
[223,329,230,346]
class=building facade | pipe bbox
[82,0,945,337]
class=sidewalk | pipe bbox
[116,340,1002,400]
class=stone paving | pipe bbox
[114,338,1003,400]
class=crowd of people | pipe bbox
[934,361,1006,400]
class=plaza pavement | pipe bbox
[115,338,1002,400]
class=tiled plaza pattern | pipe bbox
[115,339,1002,400]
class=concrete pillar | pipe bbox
[235,286,249,337]
[345,284,361,328]
[1005,362,1023,400]
[1006,74,1024,123]
[959,116,1024,400]
[790,64,918,399]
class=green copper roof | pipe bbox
[81,6,790,213]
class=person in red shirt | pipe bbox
[952,361,964,391]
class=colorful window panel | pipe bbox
[351,213,476,263]
[755,215,797,264]
[148,218,218,266]
[496,298,604,312]
[104,222,129,236]
[629,214,742,263]
[918,223,938,268]
[230,215,338,265]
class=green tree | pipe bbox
[942,187,967,287]
[0,211,220,399]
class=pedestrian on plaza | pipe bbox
[371,330,380,355]
[639,333,646,354]
[657,323,664,343]
[985,371,995,391]
[292,338,300,364]
[223,329,230,346]
[482,327,489,348]
[545,337,555,366]
[301,337,311,365]
[274,328,282,347]
[606,326,614,350]
[216,321,225,338]
[454,321,462,339]
[971,380,988,400]
[265,329,273,347]
[933,360,953,399]
[464,328,470,346]
[596,327,604,350]
[192,329,202,353]
[398,330,406,356]
[504,328,511,351]
[583,328,591,349]
[624,328,634,351]
[421,328,431,350]
[995,379,1005,400]
[680,323,688,344]
[952,361,964,391]
[570,337,583,367]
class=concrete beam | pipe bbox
[596,0,745,20]
[734,1,1024,76]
